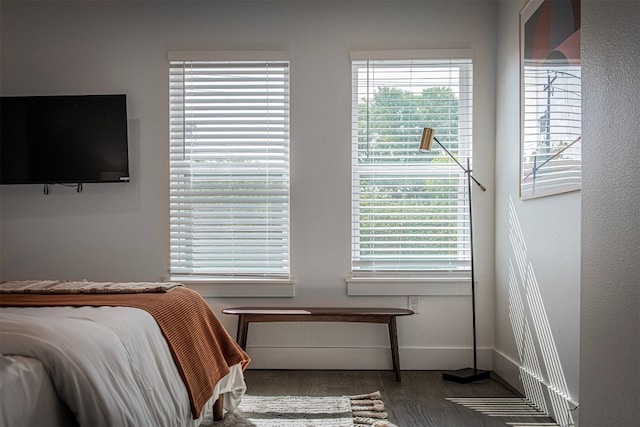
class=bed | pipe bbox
[0,280,250,427]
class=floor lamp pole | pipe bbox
[441,156,490,384]
[420,128,489,383]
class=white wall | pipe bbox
[580,2,640,426]
[0,1,497,372]
[494,1,580,425]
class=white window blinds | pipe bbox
[169,55,290,280]
[351,54,473,277]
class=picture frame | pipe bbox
[519,0,582,199]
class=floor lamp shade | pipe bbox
[420,127,435,152]
[418,127,490,383]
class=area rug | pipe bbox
[202,391,390,427]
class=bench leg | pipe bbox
[236,315,249,350]
[213,394,224,421]
[388,316,401,382]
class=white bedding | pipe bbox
[0,306,246,427]
[0,354,76,426]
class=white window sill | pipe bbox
[170,278,295,298]
[346,276,472,296]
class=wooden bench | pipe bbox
[222,307,414,381]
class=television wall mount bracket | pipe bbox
[43,183,83,195]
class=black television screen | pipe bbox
[1,94,130,185]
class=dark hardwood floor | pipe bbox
[242,369,559,426]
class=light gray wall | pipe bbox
[494,1,580,424]
[580,1,640,426]
[0,1,497,372]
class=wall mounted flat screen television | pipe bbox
[1,94,130,185]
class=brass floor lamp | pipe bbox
[419,127,490,383]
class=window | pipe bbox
[350,51,473,281]
[169,52,290,282]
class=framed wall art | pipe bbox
[519,0,581,199]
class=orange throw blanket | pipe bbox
[0,287,250,418]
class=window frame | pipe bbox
[167,51,294,296]
[348,50,475,295]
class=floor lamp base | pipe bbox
[443,368,491,383]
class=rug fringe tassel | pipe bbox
[353,410,388,419]
[354,422,389,427]
[349,391,390,426]
[350,391,382,400]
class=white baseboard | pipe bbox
[244,345,494,371]
[492,349,578,427]
[491,349,526,394]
